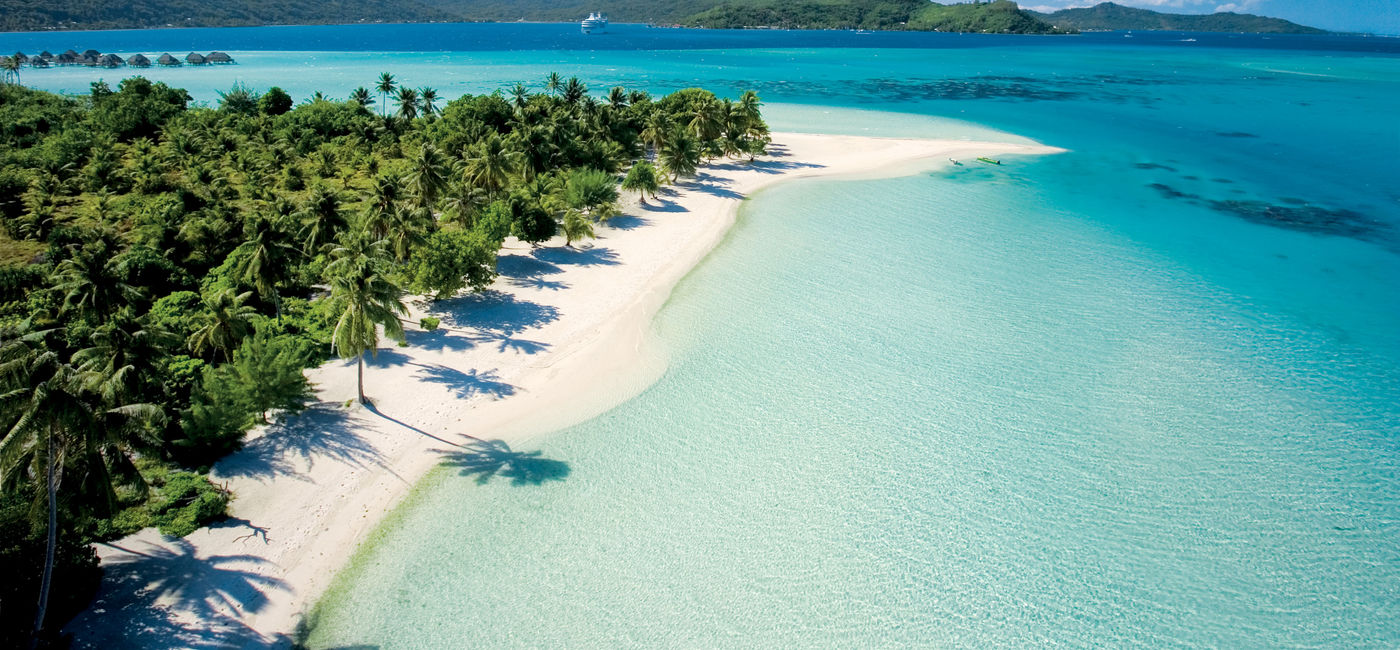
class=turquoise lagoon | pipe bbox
[9,24,1398,646]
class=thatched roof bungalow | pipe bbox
[206,51,234,64]
[185,52,206,65]
[56,50,79,65]
[82,49,100,59]
[157,53,181,66]
[80,54,99,67]
[38,51,53,60]
[13,52,28,63]
[30,58,49,69]
[98,54,124,68]
[127,53,151,67]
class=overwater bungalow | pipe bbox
[98,53,124,68]
[13,52,28,64]
[82,49,100,59]
[206,51,234,64]
[57,50,79,65]
[128,53,151,67]
[157,53,181,66]
[186,52,207,65]
[38,50,53,61]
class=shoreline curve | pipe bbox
[65,132,1063,647]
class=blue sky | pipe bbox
[1017,0,1400,34]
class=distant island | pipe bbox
[0,0,1326,35]
[1028,2,1325,35]
[678,0,1070,33]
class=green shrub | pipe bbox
[420,316,440,330]
[151,472,229,538]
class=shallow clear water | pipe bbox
[12,24,1397,646]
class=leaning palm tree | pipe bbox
[375,72,396,118]
[544,71,562,97]
[1,325,160,643]
[462,134,519,195]
[325,233,406,405]
[418,87,439,117]
[187,289,257,362]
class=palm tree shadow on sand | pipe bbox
[66,538,292,648]
[436,438,570,486]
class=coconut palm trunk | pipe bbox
[357,351,366,404]
[32,424,57,648]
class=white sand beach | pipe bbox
[65,133,1060,647]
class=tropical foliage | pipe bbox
[0,73,766,644]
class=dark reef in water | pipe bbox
[1134,162,1177,172]
[1146,182,1389,244]
[1215,131,1259,138]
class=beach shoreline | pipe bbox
[65,132,1061,647]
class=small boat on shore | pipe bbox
[977,157,1001,165]
[581,12,609,34]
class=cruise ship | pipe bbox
[581,12,609,34]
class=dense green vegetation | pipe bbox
[0,0,1321,34]
[0,0,454,32]
[1028,2,1325,34]
[0,74,767,646]
[679,0,1070,33]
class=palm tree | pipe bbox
[407,143,449,209]
[391,87,417,121]
[640,111,673,159]
[72,310,178,405]
[361,174,404,240]
[688,97,724,142]
[235,213,299,321]
[349,86,373,109]
[299,185,348,255]
[53,244,141,323]
[187,289,257,362]
[440,180,489,230]
[562,77,587,106]
[544,71,562,97]
[419,87,439,117]
[510,82,530,112]
[1,326,160,643]
[375,72,396,118]
[608,86,628,110]
[561,211,594,248]
[659,130,700,182]
[1,55,21,86]
[325,233,406,405]
[737,89,763,128]
[462,134,518,195]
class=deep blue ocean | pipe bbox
[10,23,1398,647]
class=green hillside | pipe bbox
[0,0,454,31]
[679,0,1069,33]
[1029,2,1325,34]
